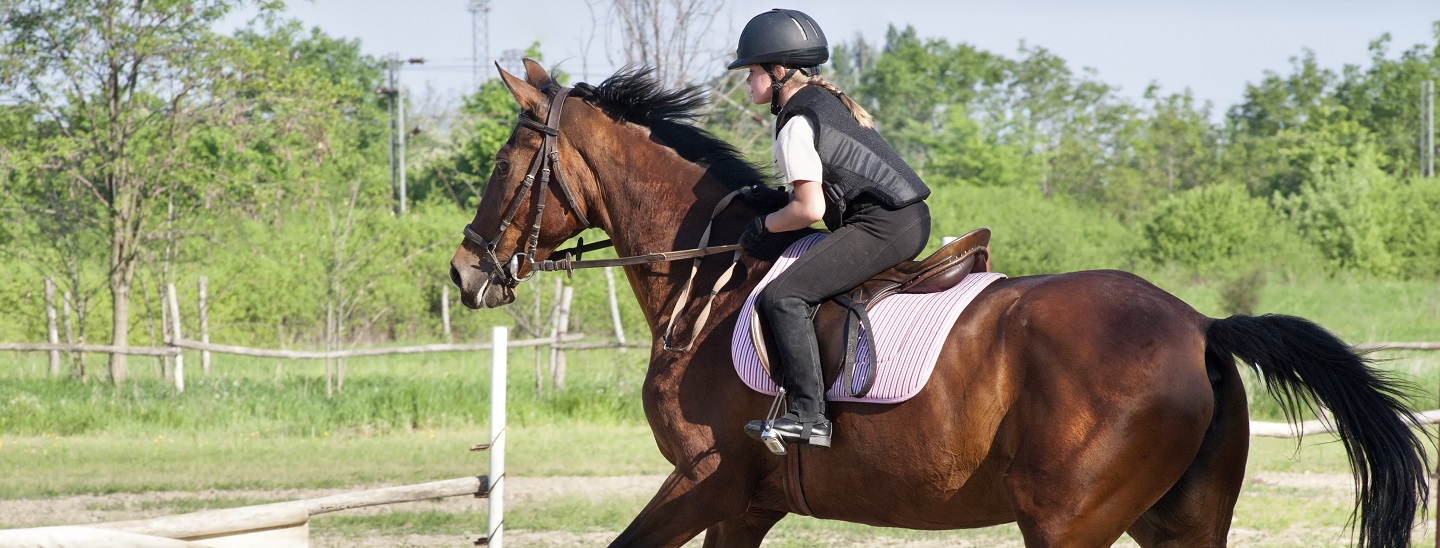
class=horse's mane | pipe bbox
[568,67,766,190]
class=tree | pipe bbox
[588,0,727,89]
[2,0,270,383]
[1335,31,1440,178]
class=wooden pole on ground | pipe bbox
[45,278,60,376]
[166,283,184,393]
[198,276,210,375]
[604,267,627,351]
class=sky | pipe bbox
[230,0,1440,116]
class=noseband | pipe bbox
[462,85,590,287]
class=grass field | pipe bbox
[1,277,1437,545]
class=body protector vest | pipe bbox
[776,85,930,229]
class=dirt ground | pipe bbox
[0,471,1400,546]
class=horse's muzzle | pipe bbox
[450,258,516,309]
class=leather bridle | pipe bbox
[458,85,750,352]
[462,86,591,288]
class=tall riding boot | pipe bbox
[745,295,833,449]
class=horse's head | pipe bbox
[449,59,598,309]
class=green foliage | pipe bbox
[410,43,554,208]
[926,185,1135,276]
[1275,153,1400,276]
[1217,270,1267,316]
[1142,183,1322,274]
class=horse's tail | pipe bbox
[1206,314,1429,548]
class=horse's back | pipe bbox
[801,269,1221,532]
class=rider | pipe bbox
[732,9,932,449]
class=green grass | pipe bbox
[1,277,1437,544]
[0,346,651,436]
[0,424,667,499]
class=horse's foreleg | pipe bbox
[609,467,755,548]
[701,507,786,548]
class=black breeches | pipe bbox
[756,200,931,419]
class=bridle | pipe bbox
[458,84,748,351]
[462,85,591,288]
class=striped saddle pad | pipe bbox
[730,234,1006,404]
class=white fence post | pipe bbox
[604,267,627,350]
[166,283,184,393]
[45,278,60,376]
[198,276,211,375]
[488,325,507,548]
[486,325,509,546]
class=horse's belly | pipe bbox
[799,443,1017,528]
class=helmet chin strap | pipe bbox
[768,65,799,115]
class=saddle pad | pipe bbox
[731,233,1007,404]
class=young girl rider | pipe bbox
[732,9,933,450]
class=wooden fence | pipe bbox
[0,326,518,548]
[11,275,645,393]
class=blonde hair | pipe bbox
[797,73,874,129]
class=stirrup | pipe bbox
[758,388,788,456]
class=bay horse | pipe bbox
[449,60,1429,547]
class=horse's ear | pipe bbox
[496,62,544,113]
[521,58,554,90]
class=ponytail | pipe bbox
[802,74,874,129]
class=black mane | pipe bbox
[569,67,766,189]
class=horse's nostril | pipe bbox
[450,264,463,290]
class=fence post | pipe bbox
[543,279,562,392]
[550,286,573,391]
[442,284,453,343]
[198,275,211,375]
[488,325,507,548]
[45,278,60,376]
[166,283,184,393]
[62,290,81,380]
[604,267,626,351]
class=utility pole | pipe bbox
[376,54,426,214]
[469,0,491,89]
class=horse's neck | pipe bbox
[588,135,740,336]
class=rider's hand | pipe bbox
[739,215,770,253]
[739,184,790,212]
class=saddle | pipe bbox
[751,228,992,397]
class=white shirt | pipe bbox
[773,115,824,186]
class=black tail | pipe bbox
[1207,314,1429,548]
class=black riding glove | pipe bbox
[739,184,790,212]
[739,215,770,253]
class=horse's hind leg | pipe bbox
[701,508,786,548]
[1127,348,1250,547]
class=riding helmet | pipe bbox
[727,9,829,70]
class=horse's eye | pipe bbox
[494,160,511,176]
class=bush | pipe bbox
[925,184,1135,276]
[1141,183,1322,277]
[1273,155,1398,276]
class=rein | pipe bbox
[461,85,753,353]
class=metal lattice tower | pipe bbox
[468,0,491,88]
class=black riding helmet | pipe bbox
[729,9,829,114]
[727,9,829,70]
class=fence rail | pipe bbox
[0,335,588,359]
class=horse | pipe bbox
[449,60,1429,547]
